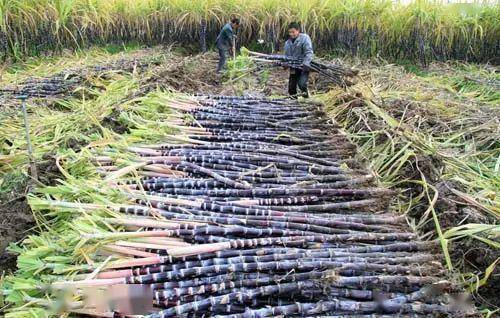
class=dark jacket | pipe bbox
[284,33,314,66]
[216,23,234,50]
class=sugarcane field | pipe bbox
[0,0,499,317]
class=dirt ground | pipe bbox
[0,192,33,271]
[0,154,66,273]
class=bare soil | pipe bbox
[0,169,32,273]
[0,154,64,273]
[0,194,33,272]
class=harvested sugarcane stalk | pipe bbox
[18,95,470,317]
[246,50,358,87]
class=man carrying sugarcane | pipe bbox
[284,22,313,98]
[216,17,240,73]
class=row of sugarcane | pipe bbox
[37,95,472,317]
[246,50,358,87]
[2,6,498,64]
[0,54,163,100]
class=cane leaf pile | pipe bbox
[2,93,476,316]
[319,61,500,312]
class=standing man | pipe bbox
[284,22,313,98]
[216,17,240,73]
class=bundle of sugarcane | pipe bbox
[246,50,358,87]
[14,95,472,317]
[0,53,164,100]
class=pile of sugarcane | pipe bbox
[0,56,162,100]
[247,51,358,87]
[40,96,471,317]
[0,75,81,98]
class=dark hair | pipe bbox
[288,22,301,31]
[231,18,240,25]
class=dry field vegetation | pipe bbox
[0,0,498,317]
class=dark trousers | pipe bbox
[217,47,228,72]
[288,70,309,98]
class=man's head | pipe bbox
[288,22,301,39]
[231,18,240,29]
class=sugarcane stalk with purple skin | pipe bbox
[78,241,438,277]
[154,280,404,306]
[120,203,405,225]
[149,272,439,293]
[107,212,379,235]
[146,282,457,317]
[129,187,392,199]
[50,239,439,285]
[126,259,439,285]
[29,95,469,317]
[40,199,405,225]
[212,301,455,317]
[102,252,437,279]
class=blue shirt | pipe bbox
[284,33,314,66]
[216,23,234,50]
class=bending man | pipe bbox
[284,22,313,98]
[216,18,240,73]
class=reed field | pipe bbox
[0,1,498,317]
[0,0,499,63]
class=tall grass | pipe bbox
[0,0,498,62]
